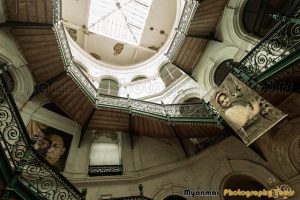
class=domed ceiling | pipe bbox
[62,0,177,66]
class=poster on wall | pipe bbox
[26,120,73,172]
[210,73,287,146]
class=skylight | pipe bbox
[88,0,153,45]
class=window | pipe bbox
[243,0,294,37]
[213,59,233,86]
[131,76,147,82]
[159,63,182,87]
[183,98,202,104]
[99,79,119,96]
[88,0,153,45]
[88,132,122,176]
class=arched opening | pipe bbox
[99,79,119,96]
[243,0,294,38]
[164,195,187,200]
[183,97,202,104]
[2,70,14,92]
[88,131,122,176]
[159,63,182,87]
[131,76,147,82]
[223,175,273,200]
[213,59,233,86]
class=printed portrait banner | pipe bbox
[26,120,73,171]
[210,73,287,146]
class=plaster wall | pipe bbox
[70,137,281,200]
[0,30,27,69]
[18,92,300,200]
[0,0,5,23]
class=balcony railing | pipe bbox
[165,0,199,62]
[88,165,123,176]
[0,63,84,200]
[52,0,218,125]
[232,1,300,86]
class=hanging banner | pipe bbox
[210,73,287,145]
[27,120,73,172]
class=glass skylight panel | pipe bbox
[88,0,153,45]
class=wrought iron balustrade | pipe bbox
[52,0,218,124]
[88,165,123,176]
[0,63,84,200]
[233,1,300,84]
[166,0,199,62]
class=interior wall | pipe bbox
[71,137,286,200]
[0,30,27,68]
[0,0,5,23]
[0,30,34,108]
[192,0,260,93]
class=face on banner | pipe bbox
[210,73,287,145]
[26,120,73,171]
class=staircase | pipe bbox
[0,64,84,200]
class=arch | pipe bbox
[172,87,205,104]
[209,160,281,200]
[0,56,34,109]
[99,78,120,96]
[183,97,202,104]
[242,0,294,38]
[272,117,300,179]
[216,0,258,51]
[193,43,239,92]
[213,59,234,86]
[222,174,271,200]
[159,63,182,87]
[163,195,187,200]
[0,30,27,68]
[151,184,187,200]
[131,76,147,82]
[2,69,14,92]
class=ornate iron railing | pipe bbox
[166,0,199,62]
[52,8,219,124]
[233,1,300,84]
[88,165,123,176]
[0,63,84,200]
[96,94,219,123]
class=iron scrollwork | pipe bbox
[164,103,211,118]
[0,64,83,200]
[235,2,300,80]
[0,75,29,170]
[19,152,82,200]
[166,0,199,62]
[88,165,123,176]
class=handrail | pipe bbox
[0,63,84,200]
[52,12,220,124]
[233,1,300,83]
[166,0,199,62]
[53,0,300,124]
